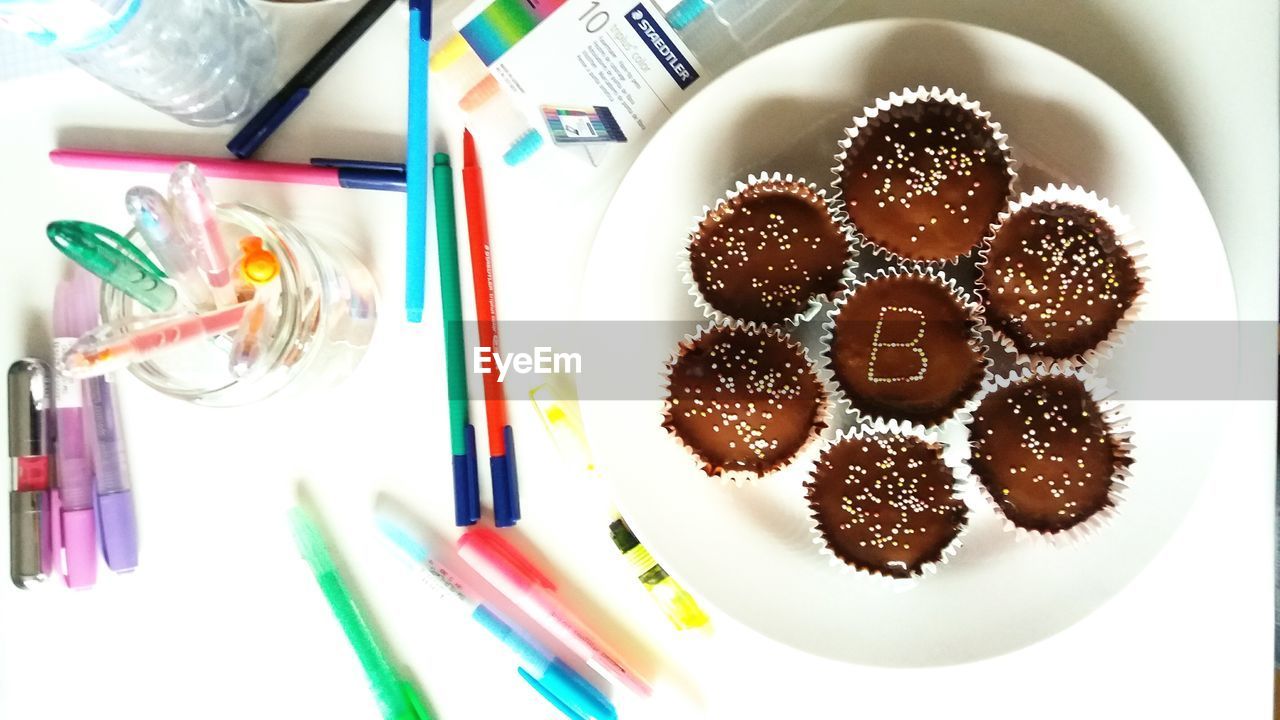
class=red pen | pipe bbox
[461,129,520,527]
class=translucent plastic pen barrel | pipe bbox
[86,376,138,572]
[53,273,100,588]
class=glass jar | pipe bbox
[101,203,377,406]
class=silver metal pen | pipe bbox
[9,359,54,588]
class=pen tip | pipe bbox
[462,129,477,166]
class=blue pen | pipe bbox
[405,0,432,323]
[227,0,398,158]
[377,514,617,720]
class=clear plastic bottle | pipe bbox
[0,0,276,127]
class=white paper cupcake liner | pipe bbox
[958,366,1133,547]
[679,172,859,327]
[975,184,1148,370]
[660,319,836,486]
[804,425,971,588]
[817,266,991,437]
[830,85,1018,267]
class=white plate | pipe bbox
[580,19,1236,666]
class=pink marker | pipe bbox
[457,527,653,697]
[52,271,100,588]
[169,163,236,307]
[49,149,405,192]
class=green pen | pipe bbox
[432,152,480,526]
[288,507,433,720]
[47,221,176,312]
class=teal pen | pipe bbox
[405,0,432,322]
[289,507,433,720]
[433,153,480,526]
[46,221,176,312]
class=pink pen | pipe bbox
[457,528,653,697]
[52,271,100,588]
[60,302,251,380]
[168,163,236,307]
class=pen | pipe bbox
[376,513,617,720]
[457,528,653,697]
[289,507,433,720]
[86,374,138,572]
[50,149,407,192]
[404,0,432,322]
[169,163,235,308]
[47,220,177,312]
[609,517,710,632]
[53,272,101,588]
[433,152,480,526]
[125,186,215,310]
[8,359,53,588]
[60,302,252,379]
[461,130,520,527]
[227,0,397,158]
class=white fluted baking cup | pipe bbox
[817,266,990,437]
[660,320,835,486]
[680,172,858,327]
[958,366,1133,546]
[803,425,971,588]
[830,85,1018,266]
[975,184,1148,370]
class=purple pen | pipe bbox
[53,271,100,588]
[86,375,137,573]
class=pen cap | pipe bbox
[457,527,555,592]
[8,359,52,459]
[522,660,618,720]
[61,507,98,588]
[98,490,138,573]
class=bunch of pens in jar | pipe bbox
[8,162,283,590]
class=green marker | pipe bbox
[47,220,176,312]
[432,152,480,526]
[288,507,433,720]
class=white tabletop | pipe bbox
[1,1,1275,718]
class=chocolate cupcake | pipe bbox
[966,369,1132,537]
[684,173,855,325]
[662,322,829,482]
[978,185,1145,367]
[806,428,967,579]
[822,268,987,429]
[833,86,1015,263]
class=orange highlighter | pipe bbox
[458,527,653,697]
[461,130,520,527]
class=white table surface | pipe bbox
[1,1,1275,718]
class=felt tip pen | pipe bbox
[8,359,53,588]
[50,149,407,192]
[404,0,433,323]
[86,375,137,572]
[457,528,653,697]
[53,272,101,588]
[289,507,433,720]
[125,186,215,310]
[169,163,236,308]
[376,514,617,720]
[226,0,398,158]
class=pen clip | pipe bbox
[310,158,405,173]
[47,221,166,279]
[470,527,555,590]
[517,667,587,720]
